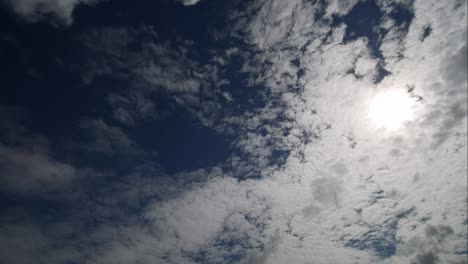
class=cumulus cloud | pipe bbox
[214,0,467,262]
[70,0,465,260]
[35,0,468,261]
[2,0,100,25]
[0,0,466,263]
[178,0,202,6]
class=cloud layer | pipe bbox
[0,0,466,263]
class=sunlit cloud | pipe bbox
[368,90,414,130]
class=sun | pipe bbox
[368,90,414,130]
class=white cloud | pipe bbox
[87,174,273,263]
[1,0,466,263]
[3,0,100,25]
[57,0,468,261]
[178,0,202,6]
[215,0,467,262]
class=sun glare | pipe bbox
[368,90,414,130]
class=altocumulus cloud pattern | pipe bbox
[0,0,467,263]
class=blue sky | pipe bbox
[0,0,467,263]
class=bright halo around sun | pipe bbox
[368,90,414,130]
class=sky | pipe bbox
[0,0,466,263]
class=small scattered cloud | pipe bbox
[178,0,202,7]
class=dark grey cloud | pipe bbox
[412,251,438,264]
[0,106,78,196]
[404,224,458,264]
[77,118,142,156]
[0,143,76,195]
